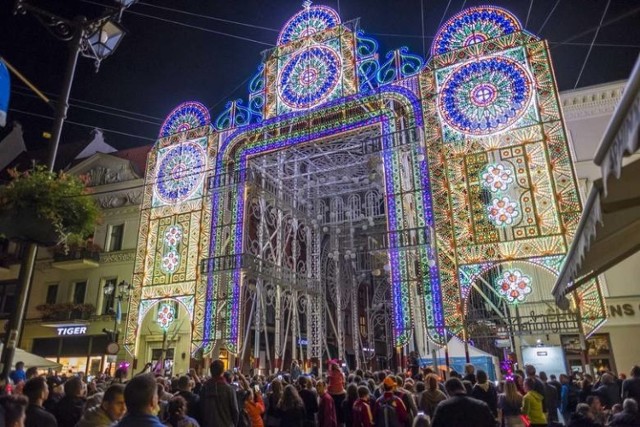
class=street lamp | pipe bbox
[0,0,136,382]
[103,280,133,343]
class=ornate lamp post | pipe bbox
[0,0,136,382]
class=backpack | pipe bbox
[375,397,401,427]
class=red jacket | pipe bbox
[318,392,338,427]
[352,398,374,427]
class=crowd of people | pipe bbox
[1,358,640,427]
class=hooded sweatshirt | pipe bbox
[522,390,546,425]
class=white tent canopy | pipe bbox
[435,337,497,359]
[0,345,63,370]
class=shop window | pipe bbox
[0,284,16,318]
[107,224,124,252]
[561,333,616,374]
[46,284,58,305]
[61,336,90,356]
[90,335,110,356]
[101,278,117,315]
[32,338,60,357]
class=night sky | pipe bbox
[1,0,639,150]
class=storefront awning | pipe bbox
[13,348,62,370]
[553,55,640,302]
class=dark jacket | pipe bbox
[543,382,559,421]
[596,383,622,408]
[54,395,85,427]
[199,377,239,427]
[176,390,201,422]
[623,377,640,401]
[299,388,318,421]
[279,406,306,427]
[116,413,165,427]
[25,404,57,427]
[567,412,602,427]
[609,411,640,427]
[471,382,498,418]
[431,394,496,427]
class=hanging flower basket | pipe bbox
[0,166,101,249]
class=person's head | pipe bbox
[316,379,326,395]
[611,403,623,414]
[270,378,283,397]
[413,412,431,427]
[426,373,439,392]
[476,370,488,384]
[0,395,28,427]
[623,398,639,414]
[210,360,225,378]
[346,383,358,401]
[25,367,38,380]
[464,364,474,375]
[383,376,396,392]
[503,379,522,404]
[524,377,537,393]
[64,377,84,398]
[576,403,592,419]
[586,395,602,412]
[559,374,570,384]
[549,374,557,381]
[601,373,614,384]
[444,378,466,396]
[357,385,370,401]
[279,384,303,411]
[539,371,548,382]
[101,384,126,421]
[177,375,191,391]
[23,377,48,404]
[167,395,188,421]
[524,364,536,377]
[630,366,640,378]
[15,362,24,371]
[297,376,308,390]
[124,373,159,416]
[415,381,426,393]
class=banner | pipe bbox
[0,61,9,127]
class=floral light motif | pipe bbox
[487,197,519,226]
[164,225,183,247]
[481,164,514,193]
[154,141,206,206]
[161,224,183,274]
[157,302,176,331]
[277,5,341,45]
[159,102,210,138]
[162,251,179,274]
[496,269,533,303]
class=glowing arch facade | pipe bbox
[125,5,606,368]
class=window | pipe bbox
[102,278,117,315]
[107,224,124,252]
[73,281,87,304]
[46,284,58,305]
[0,284,17,318]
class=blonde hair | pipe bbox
[503,380,523,407]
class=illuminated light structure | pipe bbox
[124,4,606,370]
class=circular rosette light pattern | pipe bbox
[431,6,521,56]
[481,164,514,193]
[487,196,519,226]
[161,250,180,274]
[155,141,206,205]
[156,302,176,331]
[159,101,210,138]
[496,269,532,304]
[438,57,533,136]
[277,5,341,45]
[164,225,183,247]
[278,46,342,110]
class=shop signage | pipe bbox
[57,326,87,336]
[604,296,640,327]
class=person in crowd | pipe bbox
[54,376,86,427]
[567,403,601,427]
[622,366,640,402]
[23,376,57,427]
[548,375,562,395]
[77,383,126,427]
[417,373,446,418]
[373,376,408,427]
[291,360,302,381]
[412,412,430,427]
[165,395,200,427]
[579,376,594,403]
[407,352,420,379]
[297,376,318,426]
[25,367,38,381]
[317,380,337,427]
[342,383,358,427]
[608,398,640,427]
[175,375,200,422]
[352,386,374,427]
[116,373,164,427]
[265,379,283,427]
[199,360,239,427]
[244,383,265,427]
[463,364,476,385]
[539,371,559,425]
[471,370,498,419]
[595,373,622,409]
[585,395,608,426]
[522,377,547,427]
[561,374,580,423]
[278,384,306,427]
[498,379,525,427]
[327,362,346,425]
[0,394,28,427]
[10,361,27,385]
[431,378,495,427]
[394,375,418,422]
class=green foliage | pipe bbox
[0,165,101,246]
